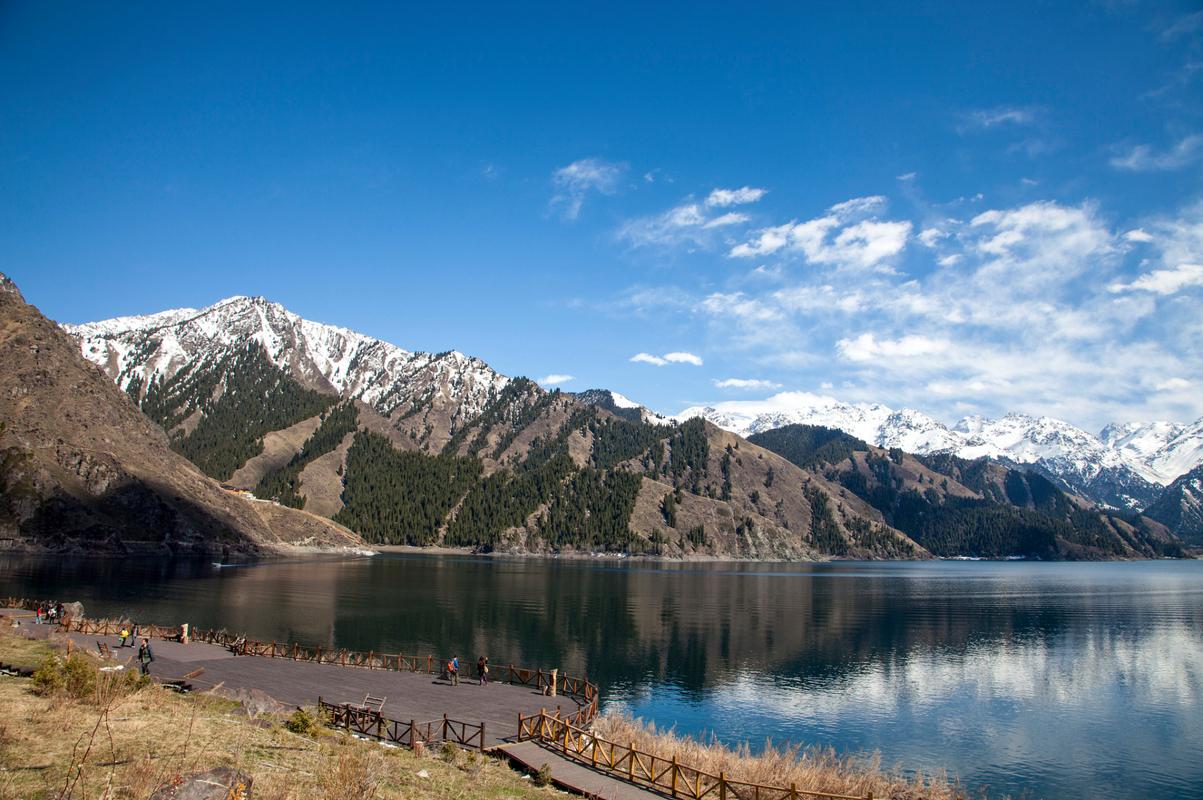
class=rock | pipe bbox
[61,601,84,620]
[149,767,252,799]
[416,769,430,779]
[206,685,287,717]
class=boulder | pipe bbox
[148,767,252,799]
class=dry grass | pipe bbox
[0,632,562,800]
[592,712,964,800]
[0,618,56,669]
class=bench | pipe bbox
[354,694,386,713]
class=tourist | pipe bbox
[137,638,154,676]
[477,655,489,685]
[119,626,131,648]
[55,602,64,621]
[450,655,460,686]
[35,606,43,624]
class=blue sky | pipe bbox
[2,1,1201,431]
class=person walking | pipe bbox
[477,655,489,685]
[450,655,460,686]
[35,606,43,624]
[137,638,154,676]
[119,626,131,648]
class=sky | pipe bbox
[2,2,1202,432]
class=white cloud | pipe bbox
[730,196,911,269]
[1110,135,1203,172]
[897,172,917,181]
[959,106,1039,131]
[550,157,626,220]
[1156,377,1192,391]
[705,187,767,208]
[1110,263,1203,295]
[630,351,703,367]
[619,194,755,249]
[633,192,1203,428]
[700,292,784,322]
[837,333,951,362]
[703,212,749,228]
[538,374,575,386]
[713,378,783,390]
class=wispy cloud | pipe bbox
[538,373,575,386]
[713,377,783,390]
[550,157,626,220]
[683,192,1203,427]
[630,351,703,367]
[1110,135,1203,171]
[958,105,1039,132]
[1109,262,1203,294]
[705,187,767,208]
[729,195,911,270]
[1159,10,1203,41]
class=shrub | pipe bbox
[284,707,325,737]
[535,763,553,787]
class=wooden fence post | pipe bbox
[443,713,448,743]
[479,722,485,750]
[790,782,797,800]
[671,756,679,797]
[410,720,416,748]
[719,772,726,800]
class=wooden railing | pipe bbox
[317,698,486,750]
[517,711,874,800]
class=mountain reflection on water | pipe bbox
[2,554,1200,800]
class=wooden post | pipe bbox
[428,654,433,673]
[442,713,448,742]
[719,772,727,800]
[790,782,797,800]
[591,735,598,767]
[479,722,485,750]
[550,668,558,696]
[629,743,636,781]
[671,756,679,798]
[410,720,416,748]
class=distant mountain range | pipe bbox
[677,395,1203,511]
[44,291,1196,559]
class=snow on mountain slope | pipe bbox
[66,295,510,427]
[676,392,959,451]
[678,392,1200,509]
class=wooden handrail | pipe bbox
[516,711,872,800]
[317,698,485,750]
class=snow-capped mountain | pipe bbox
[575,389,673,425]
[676,392,963,452]
[66,295,510,433]
[1142,465,1203,546]
[677,392,1201,510]
[1102,419,1203,486]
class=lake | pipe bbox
[2,554,1200,799]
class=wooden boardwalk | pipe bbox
[7,610,661,800]
[23,624,576,749]
[498,740,661,800]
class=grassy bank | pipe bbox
[0,623,559,800]
[592,713,963,800]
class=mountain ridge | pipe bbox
[59,293,1194,557]
[677,393,1203,510]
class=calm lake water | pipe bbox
[2,554,1201,799]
